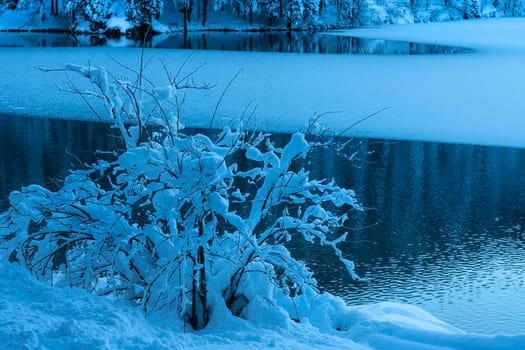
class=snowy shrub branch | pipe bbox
[0,60,361,330]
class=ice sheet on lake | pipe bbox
[1,19,525,148]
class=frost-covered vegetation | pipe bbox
[0,59,363,330]
[0,0,524,32]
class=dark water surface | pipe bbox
[300,138,525,335]
[0,115,523,334]
[0,31,472,55]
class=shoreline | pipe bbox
[0,23,349,37]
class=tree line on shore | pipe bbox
[1,0,524,33]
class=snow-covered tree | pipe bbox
[502,0,524,15]
[235,0,258,25]
[289,0,301,25]
[66,0,112,31]
[0,61,361,330]
[1,0,19,10]
[463,0,481,17]
[259,0,281,24]
[126,0,164,26]
[11,0,61,19]
[332,0,368,25]
[302,0,319,22]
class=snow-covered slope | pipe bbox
[339,17,525,52]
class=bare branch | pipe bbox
[209,68,244,128]
[336,106,390,139]
[172,52,195,85]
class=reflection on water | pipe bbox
[0,31,472,55]
[0,115,120,210]
[0,115,523,334]
[299,139,525,334]
[151,32,472,55]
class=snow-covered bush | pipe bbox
[0,61,361,330]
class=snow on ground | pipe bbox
[0,9,68,31]
[0,254,363,350]
[2,18,525,148]
[2,254,525,350]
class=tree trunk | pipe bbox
[50,0,58,16]
[197,0,201,20]
[202,0,209,26]
[249,2,253,26]
[184,5,188,34]
[180,4,188,45]
[188,0,194,22]
[190,218,208,330]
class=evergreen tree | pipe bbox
[287,0,319,27]
[287,0,303,26]
[125,0,164,26]
[302,0,319,23]
[260,0,281,25]
[66,0,112,31]
[463,0,481,18]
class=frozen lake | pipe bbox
[1,114,524,335]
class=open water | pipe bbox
[0,31,472,54]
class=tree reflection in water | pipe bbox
[0,32,472,54]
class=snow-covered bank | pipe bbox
[339,17,525,53]
[1,0,522,34]
[0,7,269,33]
[0,8,69,32]
[2,18,525,148]
[2,257,524,350]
